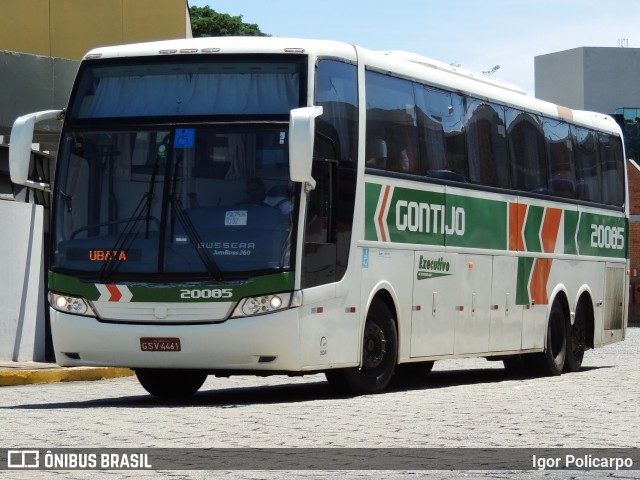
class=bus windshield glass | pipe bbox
[67,56,303,118]
[52,126,296,280]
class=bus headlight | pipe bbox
[232,291,302,318]
[49,292,95,316]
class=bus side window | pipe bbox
[507,110,547,193]
[305,160,333,244]
[574,127,602,203]
[414,85,466,181]
[544,119,576,199]
[465,99,509,188]
[365,70,419,174]
[599,133,625,207]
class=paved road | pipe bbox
[1,325,639,479]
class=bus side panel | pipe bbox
[489,256,523,352]
[298,282,362,370]
[453,254,492,354]
[360,246,415,363]
[410,251,457,357]
[601,262,627,345]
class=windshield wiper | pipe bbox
[98,148,163,282]
[97,193,154,282]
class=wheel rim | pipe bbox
[362,322,387,370]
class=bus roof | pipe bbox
[83,37,622,135]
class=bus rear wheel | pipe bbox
[564,302,587,372]
[530,301,567,376]
[325,298,398,394]
[135,369,207,398]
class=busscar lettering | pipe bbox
[395,200,465,236]
[198,242,256,250]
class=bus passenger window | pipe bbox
[574,127,602,203]
[507,110,547,193]
[365,70,419,173]
[465,99,509,188]
[414,85,466,180]
[544,119,576,199]
[599,133,625,206]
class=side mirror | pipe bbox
[289,106,323,191]
[9,109,64,190]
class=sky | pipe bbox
[188,0,640,96]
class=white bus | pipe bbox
[9,37,629,397]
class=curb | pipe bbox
[0,367,134,387]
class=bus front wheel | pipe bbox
[135,369,207,398]
[325,298,398,394]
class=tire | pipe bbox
[564,302,587,373]
[530,301,567,376]
[394,361,435,381]
[325,298,398,394]
[135,369,207,398]
[502,356,528,376]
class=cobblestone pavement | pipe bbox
[1,325,638,479]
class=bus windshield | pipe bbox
[67,56,302,118]
[52,126,296,281]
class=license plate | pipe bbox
[140,337,181,352]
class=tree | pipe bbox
[189,6,268,37]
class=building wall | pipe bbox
[535,47,640,114]
[535,48,585,110]
[0,52,79,149]
[0,0,191,60]
[628,161,640,321]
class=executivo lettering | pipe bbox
[416,255,454,280]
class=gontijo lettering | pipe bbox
[396,200,465,236]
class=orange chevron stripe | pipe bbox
[106,284,122,302]
[509,202,527,251]
[541,208,562,253]
[377,185,391,242]
[530,258,552,305]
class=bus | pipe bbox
[9,37,629,398]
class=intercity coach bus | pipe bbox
[9,37,628,397]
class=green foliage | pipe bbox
[189,6,268,37]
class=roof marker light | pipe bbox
[158,49,178,55]
[284,48,305,53]
[179,48,199,54]
[201,48,221,53]
[85,53,102,59]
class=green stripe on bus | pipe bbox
[563,210,579,255]
[523,206,544,253]
[364,182,382,242]
[576,212,627,258]
[48,271,295,302]
[516,257,534,305]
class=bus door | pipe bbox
[410,250,456,357]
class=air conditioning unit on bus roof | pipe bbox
[380,50,527,96]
